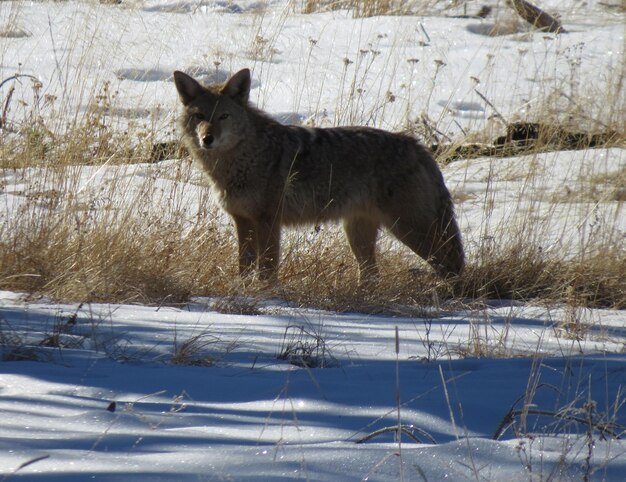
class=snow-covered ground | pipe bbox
[2,0,624,136]
[2,292,626,481]
[1,1,625,480]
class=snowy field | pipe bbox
[1,0,625,480]
[1,292,625,481]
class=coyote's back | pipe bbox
[174,68,464,283]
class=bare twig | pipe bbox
[493,407,623,440]
[1,455,51,481]
[1,85,14,129]
[474,89,507,123]
[1,74,40,129]
[356,424,437,444]
[0,73,39,91]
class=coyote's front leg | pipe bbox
[233,215,257,278]
[255,215,281,282]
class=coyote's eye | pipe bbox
[217,113,230,121]
[191,112,206,121]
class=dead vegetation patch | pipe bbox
[432,122,624,165]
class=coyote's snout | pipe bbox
[174,68,464,284]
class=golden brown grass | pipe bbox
[0,191,235,304]
[458,242,625,309]
[302,0,434,17]
[2,184,624,309]
[0,80,154,169]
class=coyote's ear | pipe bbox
[173,71,205,105]
[222,69,251,104]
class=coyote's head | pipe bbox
[174,69,251,151]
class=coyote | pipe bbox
[174,68,464,284]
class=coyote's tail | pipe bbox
[430,192,465,278]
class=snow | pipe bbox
[2,295,626,480]
[1,0,625,480]
[2,0,624,135]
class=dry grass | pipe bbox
[302,0,443,17]
[459,242,625,309]
[0,195,236,304]
[0,79,156,169]
[277,322,338,368]
[170,330,226,367]
[2,184,624,308]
